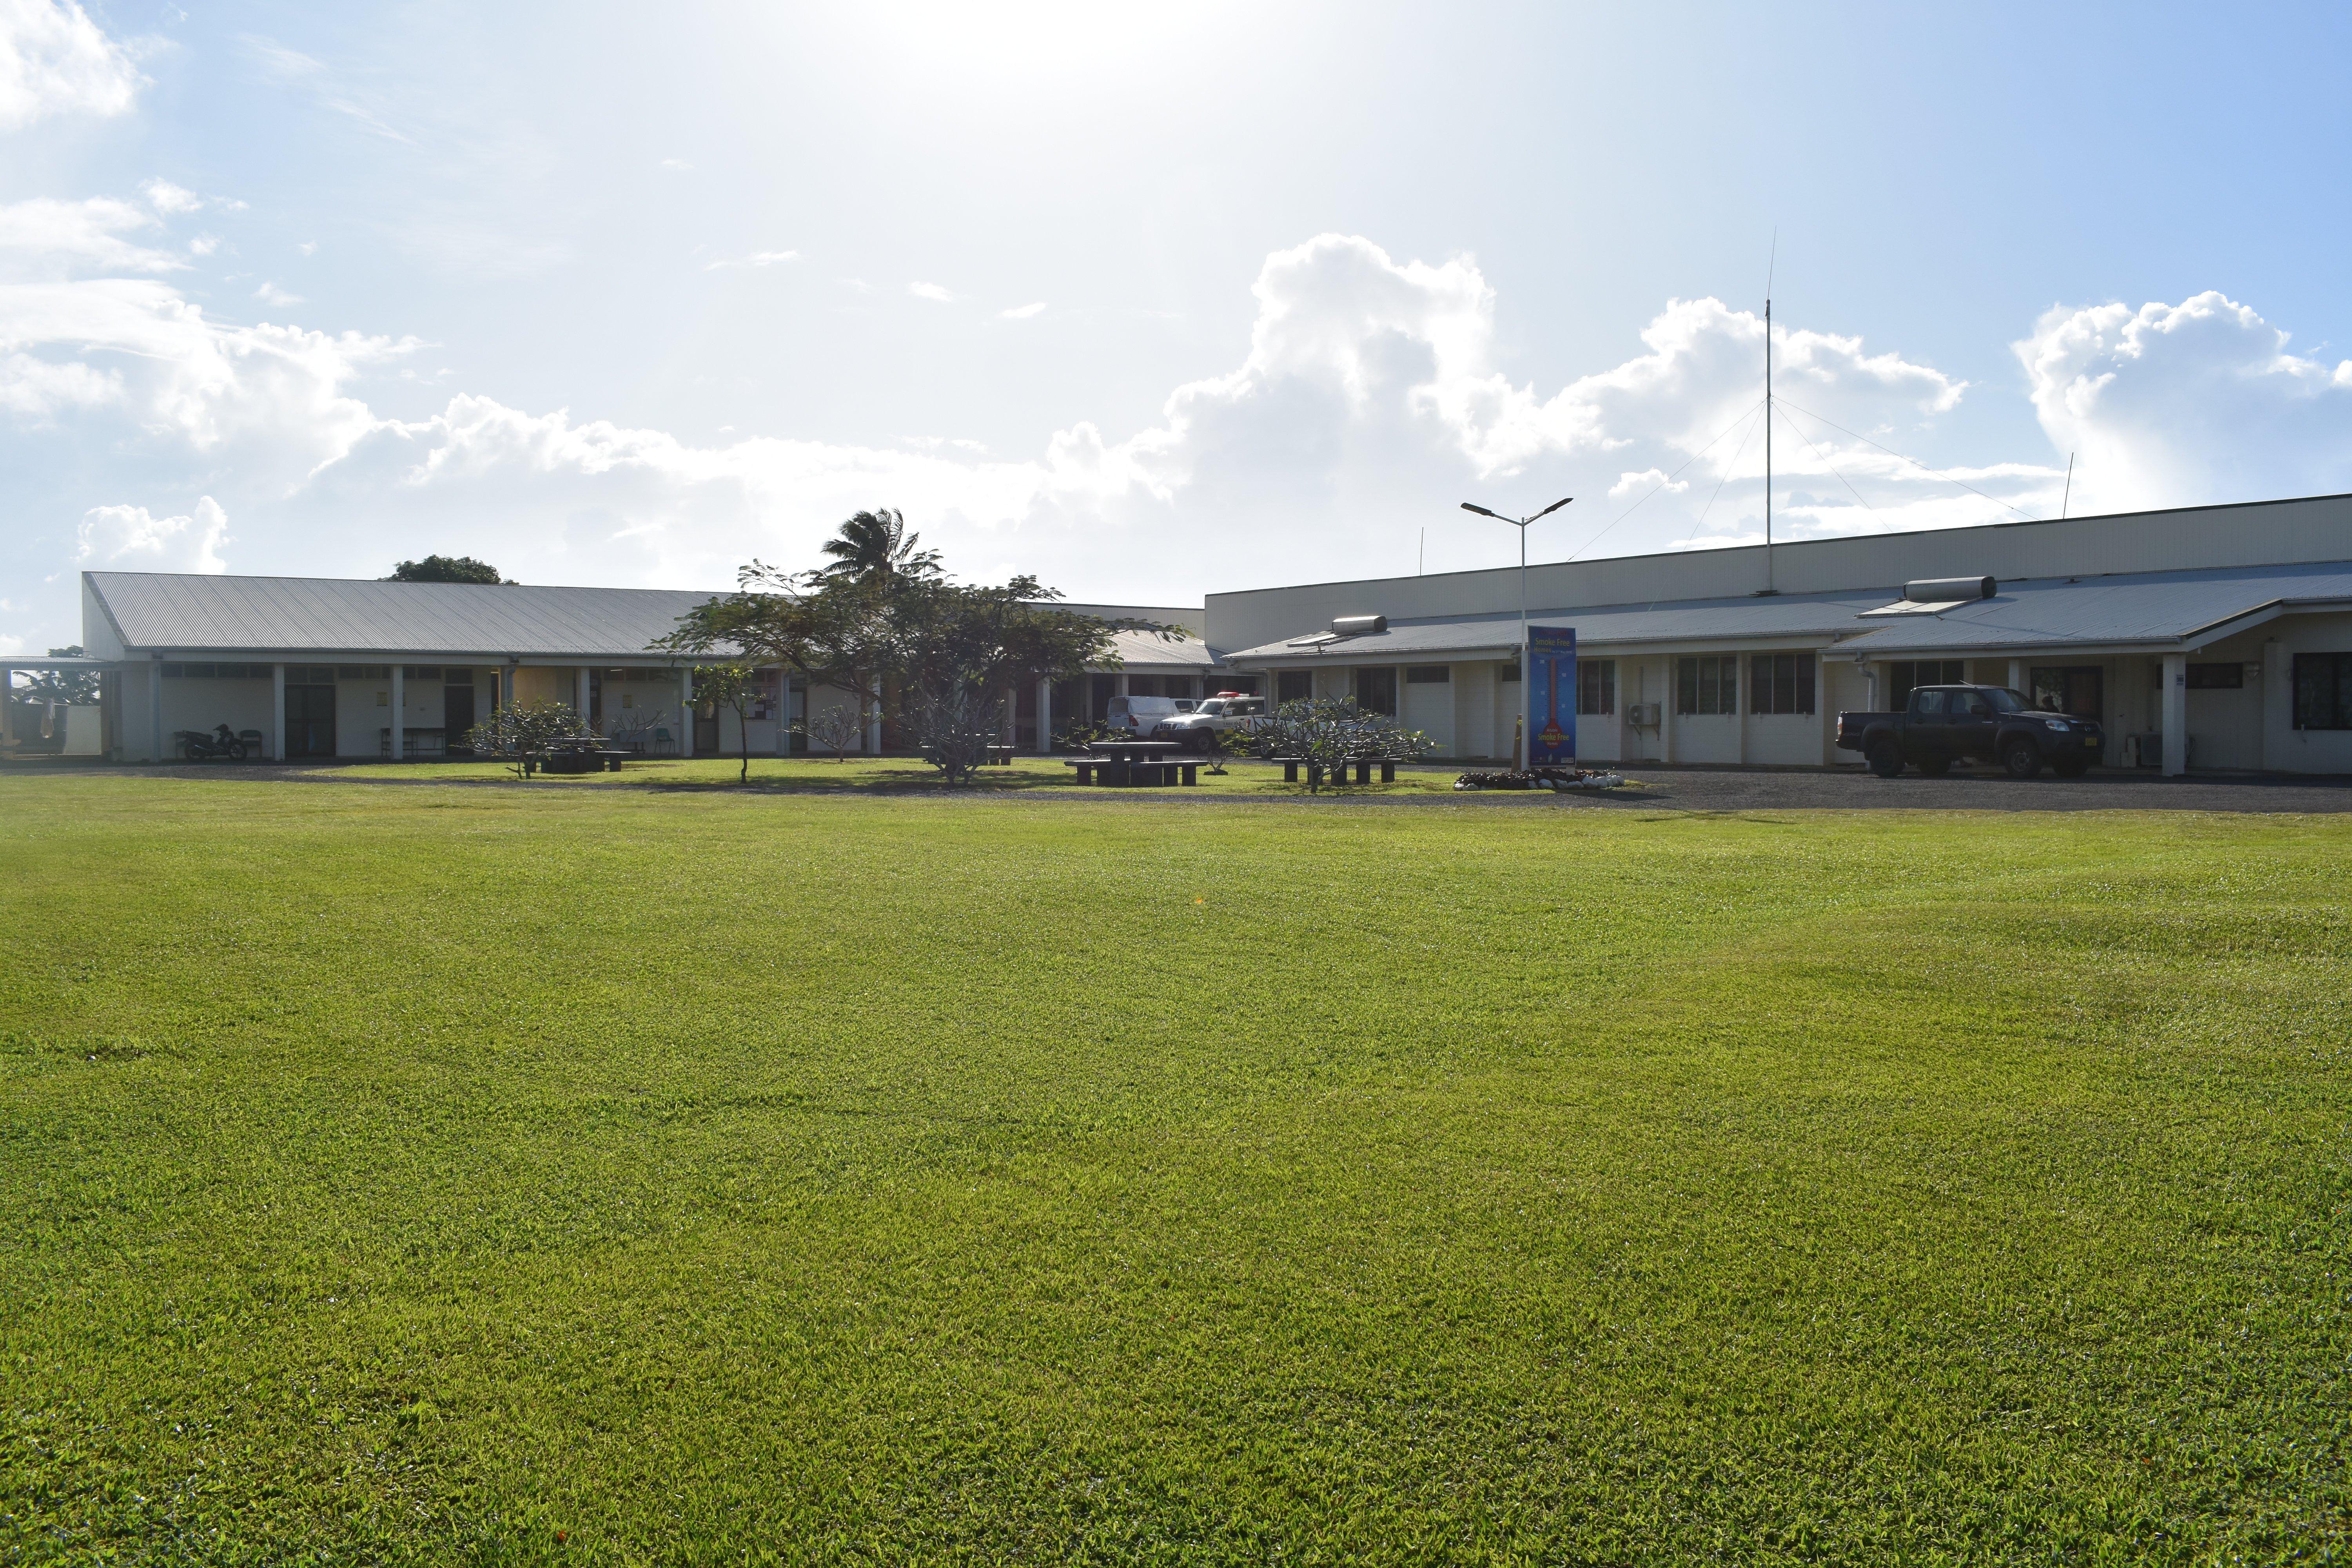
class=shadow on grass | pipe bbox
[304,757,1473,800]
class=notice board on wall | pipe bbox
[1528,625,1576,766]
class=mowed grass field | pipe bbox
[2,777,2347,1564]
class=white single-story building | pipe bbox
[6,492,2348,775]
[0,573,1233,762]
[1209,492,2352,776]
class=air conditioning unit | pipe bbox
[1625,702,1659,728]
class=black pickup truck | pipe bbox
[1836,684,2104,779]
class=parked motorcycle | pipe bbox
[178,724,249,761]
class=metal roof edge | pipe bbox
[1200,490,2352,602]
[80,570,135,653]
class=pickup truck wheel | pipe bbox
[1867,740,1903,779]
[1916,755,1951,777]
[2003,738,2044,779]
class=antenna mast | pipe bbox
[1762,230,1777,595]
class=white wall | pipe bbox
[163,675,275,753]
[1492,670,1520,760]
[1454,662,1497,760]
[1674,711,1740,765]
[1401,671,1453,755]
[336,675,395,757]
[1746,713,1820,767]
[2256,611,2352,774]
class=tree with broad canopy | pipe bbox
[654,511,1179,783]
[387,555,510,585]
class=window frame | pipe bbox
[2186,662,2245,690]
[2293,652,2352,731]
[1747,652,1816,716]
[1675,655,1739,715]
[1576,658,1615,716]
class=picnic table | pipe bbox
[1062,739,1201,787]
[533,740,632,774]
[1267,755,1411,785]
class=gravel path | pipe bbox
[1524,764,2352,813]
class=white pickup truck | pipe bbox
[1152,693,1267,748]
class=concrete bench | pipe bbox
[1267,756,1405,785]
[1063,757,1199,786]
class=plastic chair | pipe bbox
[652,726,677,755]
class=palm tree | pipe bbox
[817,509,942,583]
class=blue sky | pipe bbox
[5,0,2350,652]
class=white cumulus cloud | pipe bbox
[909,281,954,302]
[141,179,203,214]
[0,277,412,468]
[0,196,186,279]
[2018,290,2352,515]
[0,0,140,129]
[1608,467,1687,499]
[7,217,2352,654]
[1000,301,1045,319]
[77,496,230,573]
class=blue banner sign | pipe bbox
[1527,625,1576,766]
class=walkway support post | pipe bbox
[148,657,163,764]
[271,663,285,760]
[390,664,405,760]
[1036,679,1053,755]
[2161,652,2188,776]
[679,666,695,758]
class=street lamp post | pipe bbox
[1460,495,1572,768]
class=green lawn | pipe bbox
[2,777,2346,1564]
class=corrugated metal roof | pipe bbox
[88,572,720,658]
[1221,559,2352,663]
[1105,627,1226,669]
[1223,590,1890,662]
[1835,562,2352,653]
[84,572,1235,668]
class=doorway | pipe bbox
[443,682,475,751]
[694,702,719,755]
[284,683,336,757]
[2031,666,2104,720]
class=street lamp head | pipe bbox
[1532,495,1575,521]
[1459,502,1504,520]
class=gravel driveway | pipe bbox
[1431,763,2352,813]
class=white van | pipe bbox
[1103,694,1190,736]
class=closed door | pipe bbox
[285,685,336,756]
[694,704,719,753]
[443,685,475,748]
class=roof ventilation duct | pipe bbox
[1330,614,1388,637]
[1903,576,1996,603]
